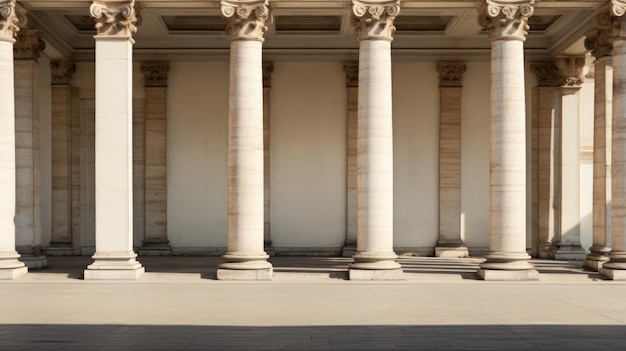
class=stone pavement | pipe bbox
[2,257,626,350]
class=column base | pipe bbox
[264,242,276,257]
[139,246,172,256]
[549,245,587,260]
[341,242,356,258]
[349,268,404,280]
[217,252,273,280]
[46,246,74,256]
[349,252,404,280]
[84,252,144,280]
[19,254,48,270]
[435,246,469,258]
[477,268,539,281]
[537,242,552,259]
[0,253,28,280]
[583,252,610,272]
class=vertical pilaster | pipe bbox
[14,25,46,269]
[436,62,469,258]
[601,0,626,280]
[48,58,76,256]
[0,0,27,279]
[84,0,144,279]
[139,62,171,256]
[343,62,358,257]
[477,0,538,280]
[584,23,613,271]
[262,61,275,256]
[217,0,273,280]
[348,0,403,280]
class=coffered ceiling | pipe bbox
[18,0,606,61]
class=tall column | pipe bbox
[139,62,171,256]
[262,61,275,256]
[48,58,76,256]
[0,0,27,279]
[584,23,613,271]
[349,0,403,280]
[84,0,144,279]
[477,0,538,280]
[601,0,626,280]
[14,25,46,269]
[343,62,358,257]
[436,62,469,258]
[217,0,272,280]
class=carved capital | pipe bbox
[585,26,613,59]
[351,0,400,41]
[478,0,534,41]
[530,61,561,87]
[555,56,586,87]
[14,29,45,60]
[141,62,169,87]
[0,0,19,41]
[437,62,466,87]
[50,58,76,85]
[262,62,273,87]
[90,0,139,37]
[343,62,359,87]
[221,0,271,42]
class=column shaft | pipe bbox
[262,62,274,256]
[343,62,358,257]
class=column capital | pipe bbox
[585,25,613,59]
[343,61,359,87]
[530,61,560,87]
[437,62,466,87]
[90,0,140,37]
[141,62,169,87]
[478,0,534,41]
[0,0,19,41]
[14,29,45,61]
[50,58,76,85]
[351,0,400,41]
[221,0,271,42]
[262,61,273,87]
[555,56,586,87]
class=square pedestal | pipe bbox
[20,255,48,270]
[349,268,404,281]
[84,267,145,280]
[435,247,469,258]
[217,268,272,280]
[583,259,606,272]
[599,268,626,280]
[477,269,539,281]
[0,267,28,280]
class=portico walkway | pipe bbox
[2,257,626,350]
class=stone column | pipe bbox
[584,23,613,271]
[477,0,538,280]
[139,62,171,256]
[84,0,144,279]
[48,58,76,256]
[14,25,46,269]
[262,61,275,256]
[348,0,403,280]
[0,0,27,279]
[217,0,272,280]
[601,0,626,280]
[342,61,358,257]
[436,62,469,258]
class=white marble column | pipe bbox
[584,25,613,271]
[48,58,76,256]
[84,0,144,279]
[139,62,171,256]
[436,62,469,258]
[14,26,46,269]
[601,0,626,280]
[0,0,27,279]
[342,61,358,257]
[477,0,538,280]
[262,61,275,256]
[349,0,403,280]
[217,0,272,280]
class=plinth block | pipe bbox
[599,268,626,280]
[84,267,145,280]
[217,268,272,281]
[583,259,607,272]
[0,267,28,280]
[435,247,469,258]
[19,255,47,270]
[349,268,404,281]
[477,269,539,281]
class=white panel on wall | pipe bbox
[392,62,440,248]
[270,62,347,248]
[167,62,229,248]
